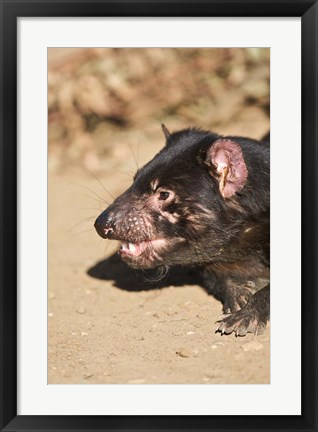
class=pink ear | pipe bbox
[207,139,248,198]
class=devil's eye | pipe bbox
[159,191,170,200]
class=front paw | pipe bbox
[216,307,267,336]
[223,281,257,314]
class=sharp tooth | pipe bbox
[129,242,136,252]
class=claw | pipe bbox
[217,313,231,322]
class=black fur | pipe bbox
[95,127,270,336]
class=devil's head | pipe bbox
[94,126,269,269]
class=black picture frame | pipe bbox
[0,1,317,431]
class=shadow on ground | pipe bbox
[87,253,203,292]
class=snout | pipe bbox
[94,194,153,246]
[94,210,114,239]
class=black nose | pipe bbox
[94,211,113,239]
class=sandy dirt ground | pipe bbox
[48,129,270,385]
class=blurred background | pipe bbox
[48,48,269,173]
[48,48,270,385]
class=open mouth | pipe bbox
[119,239,166,258]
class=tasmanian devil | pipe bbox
[94,126,270,336]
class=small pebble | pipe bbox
[192,349,199,357]
[81,332,88,337]
[186,331,195,335]
[241,341,263,352]
[76,307,86,314]
[176,348,191,358]
[48,312,54,317]
[83,373,94,380]
[166,310,177,316]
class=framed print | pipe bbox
[0,1,317,431]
